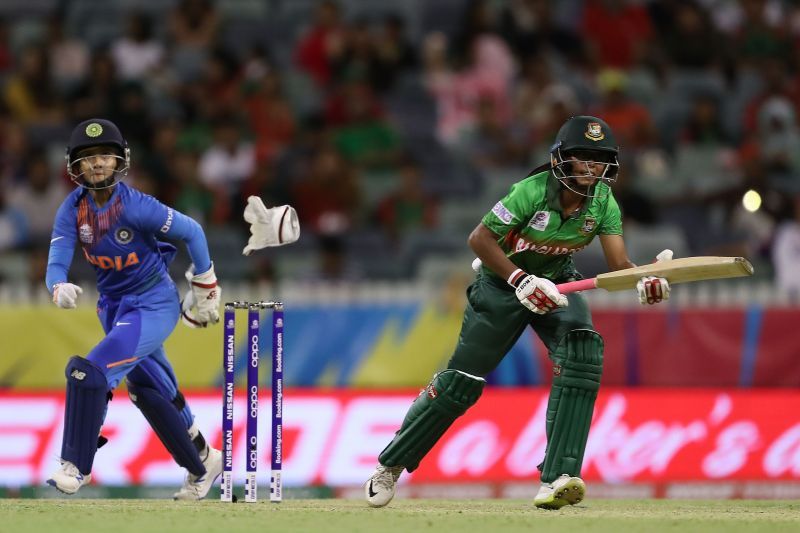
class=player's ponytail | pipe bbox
[528,161,552,177]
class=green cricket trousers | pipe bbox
[447,272,594,376]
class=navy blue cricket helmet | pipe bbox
[65,118,130,190]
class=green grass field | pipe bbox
[3,499,800,533]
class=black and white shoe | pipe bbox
[364,464,404,508]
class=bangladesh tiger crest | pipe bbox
[580,216,597,235]
[584,122,605,141]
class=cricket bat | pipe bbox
[555,256,754,294]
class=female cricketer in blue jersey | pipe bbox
[45,118,223,499]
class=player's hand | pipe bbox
[242,196,300,256]
[512,272,568,314]
[180,289,202,328]
[637,249,672,305]
[52,282,83,309]
[182,263,221,327]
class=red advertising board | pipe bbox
[2,389,800,489]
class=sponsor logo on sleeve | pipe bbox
[160,208,174,233]
[491,201,514,225]
[528,211,550,231]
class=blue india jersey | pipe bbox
[46,182,211,297]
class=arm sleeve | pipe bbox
[598,192,623,235]
[135,193,212,274]
[480,180,532,236]
[45,200,78,293]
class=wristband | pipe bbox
[507,269,526,288]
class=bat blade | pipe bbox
[594,256,753,292]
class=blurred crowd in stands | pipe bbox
[1,0,800,291]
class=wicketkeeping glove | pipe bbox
[180,263,221,328]
[52,282,83,309]
[242,196,300,256]
[636,249,672,305]
[509,269,568,314]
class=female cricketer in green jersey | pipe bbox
[364,115,671,509]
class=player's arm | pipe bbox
[46,199,82,309]
[599,233,672,304]
[135,196,220,325]
[468,223,519,281]
[598,234,635,271]
[476,185,567,313]
[597,192,670,304]
[469,223,567,315]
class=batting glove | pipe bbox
[52,282,83,309]
[509,269,568,314]
[636,249,672,305]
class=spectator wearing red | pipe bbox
[294,0,347,88]
[324,79,383,127]
[291,145,361,235]
[580,0,654,69]
[244,70,296,164]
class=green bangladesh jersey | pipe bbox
[480,170,623,281]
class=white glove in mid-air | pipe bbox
[242,196,300,256]
[636,249,672,305]
[180,264,221,328]
[510,270,569,314]
[52,283,83,309]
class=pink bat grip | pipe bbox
[556,278,598,294]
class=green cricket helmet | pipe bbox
[65,118,131,190]
[549,115,619,197]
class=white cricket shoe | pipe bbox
[534,474,586,510]
[47,460,91,494]
[364,464,404,508]
[173,446,223,501]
